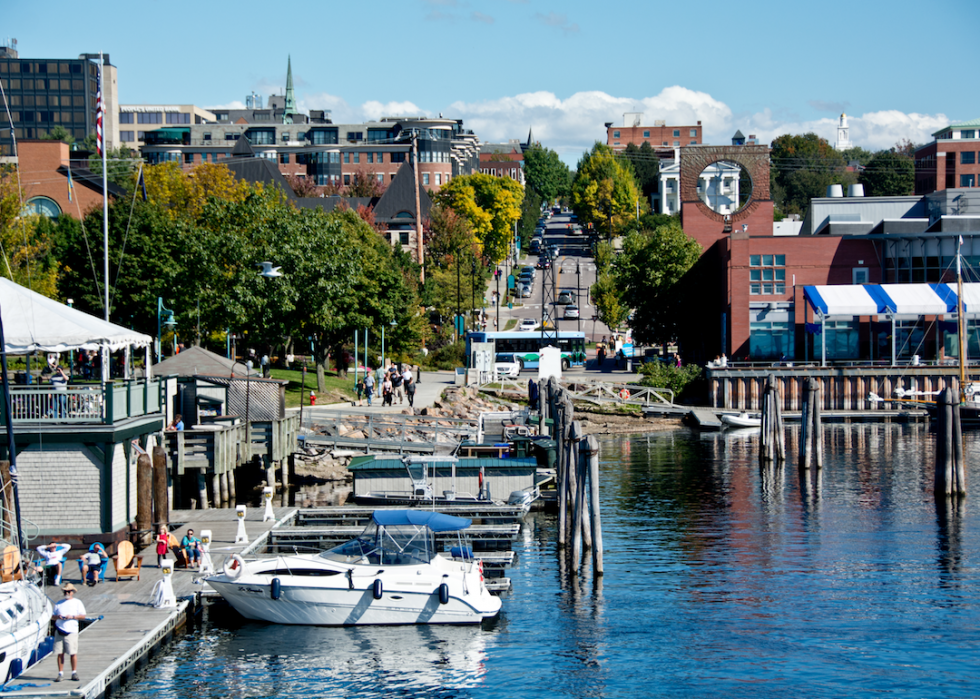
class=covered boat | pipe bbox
[205,510,501,626]
[720,412,762,428]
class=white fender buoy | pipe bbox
[373,579,383,599]
[223,554,245,579]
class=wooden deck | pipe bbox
[4,507,297,699]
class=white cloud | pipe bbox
[298,94,428,124]
[741,109,948,150]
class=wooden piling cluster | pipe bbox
[541,377,603,577]
[799,377,824,470]
[935,387,967,498]
[759,374,786,464]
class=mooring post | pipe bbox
[800,378,812,471]
[136,452,153,544]
[582,434,603,576]
[814,380,823,469]
[196,470,208,510]
[568,417,583,568]
[953,397,967,495]
[935,387,964,498]
[152,445,169,525]
[569,414,591,551]
[760,382,772,464]
[774,380,786,463]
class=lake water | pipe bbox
[118,424,980,698]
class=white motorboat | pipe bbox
[720,412,762,429]
[206,510,501,626]
[0,576,52,683]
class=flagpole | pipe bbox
[100,52,109,322]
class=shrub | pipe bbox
[637,362,704,403]
[427,340,465,371]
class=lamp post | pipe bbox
[577,262,582,332]
[157,298,177,362]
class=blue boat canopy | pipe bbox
[372,510,472,532]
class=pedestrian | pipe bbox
[53,582,85,682]
[391,366,405,405]
[166,414,184,431]
[381,372,393,406]
[364,372,375,406]
[156,526,169,567]
[355,378,364,406]
[676,354,682,368]
[402,366,415,407]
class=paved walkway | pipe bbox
[306,369,459,416]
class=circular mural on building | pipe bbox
[695,160,753,215]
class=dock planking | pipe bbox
[4,507,297,699]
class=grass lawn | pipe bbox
[270,367,356,409]
[503,319,517,331]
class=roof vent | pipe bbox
[827,184,844,198]
[848,184,865,197]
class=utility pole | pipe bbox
[456,252,461,343]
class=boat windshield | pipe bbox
[321,521,436,566]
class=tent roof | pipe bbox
[0,278,151,354]
[804,283,980,318]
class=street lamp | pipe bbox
[157,298,177,362]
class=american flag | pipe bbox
[95,65,104,157]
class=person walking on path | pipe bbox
[381,373,393,407]
[53,582,85,682]
[403,367,416,407]
[391,367,405,405]
[364,372,375,407]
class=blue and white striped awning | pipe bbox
[804,283,980,318]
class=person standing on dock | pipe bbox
[53,582,85,682]
[364,372,375,407]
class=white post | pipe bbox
[235,505,249,544]
[151,559,177,608]
[198,529,215,576]
[262,486,275,522]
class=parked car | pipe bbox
[494,352,522,377]
[557,290,575,305]
[521,265,536,279]
[519,272,533,286]
[529,239,541,254]
[563,305,580,320]
[519,317,538,331]
[520,283,533,298]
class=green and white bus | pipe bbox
[466,331,587,370]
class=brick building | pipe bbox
[16,140,126,219]
[605,112,702,153]
[479,141,525,186]
[915,118,980,193]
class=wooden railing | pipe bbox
[1,378,163,425]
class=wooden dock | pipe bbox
[4,507,297,699]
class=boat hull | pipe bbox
[720,413,761,429]
[0,580,52,682]
[207,555,500,626]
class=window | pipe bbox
[613,130,620,138]
[225,132,240,140]
[376,152,383,164]
[346,131,363,141]
[962,151,976,165]
[423,173,430,185]
[673,141,680,147]
[852,268,869,284]
[690,140,697,145]
[399,231,410,245]
[962,130,976,139]
[643,130,649,138]
[25,196,60,219]
[663,141,668,146]
[281,132,290,142]
[344,174,351,185]
[138,131,147,140]
[280,153,289,164]
[436,173,442,185]
[749,254,786,295]
[823,320,859,359]
[119,112,133,124]
[673,129,680,137]
[166,112,190,124]
[391,152,406,163]
[376,174,383,182]
[353,153,359,164]
[690,129,697,138]
[366,153,373,164]
[184,153,194,164]
[962,175,976,188]
[344,153,350,164]
[203,132,211,141]
[137,112,163,124]
[120,130,133,142]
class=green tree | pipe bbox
[591,241,628,331]
[571,143,643,238]
[839,146,875,166]
[423,205,483,331]
[858,150,914,196]
[436,173,523,263]
[41,125,75,145]
[620,142,660,199]
[0,164,61,297]
[770,133,848,216]
[614,220,701,346]
[522,143,571,203]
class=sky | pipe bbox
[5,0,979,165]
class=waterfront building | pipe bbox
[117,104,216,151]
[914,118,980,194]
[0,43,119,157]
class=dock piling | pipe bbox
[935,387,967,497]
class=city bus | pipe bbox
[466,331,587,370]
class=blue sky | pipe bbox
[5,0,979,164]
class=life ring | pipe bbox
[223,554,245,580]
[618,388,630,400]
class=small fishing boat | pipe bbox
[720,412,762,429]
[206,510,501,626]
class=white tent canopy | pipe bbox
[0,278,151,355]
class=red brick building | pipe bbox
[915,118,980,193]
[605,113,702,153]
[15,140,123,219]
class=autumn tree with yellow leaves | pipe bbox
[435,173,523,263]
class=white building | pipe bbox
[835,113,851,152]
[657,149,742,215]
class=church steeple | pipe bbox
[282,55,297,124]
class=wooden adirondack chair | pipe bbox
[1,545,21,582]
[113,540,143,581]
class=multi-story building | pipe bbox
[915,118,980,193]
[479,141,525,186]
[605,112,702,153]
[0,43,119,157]
[139,116,481,192]
[117,104,216,150]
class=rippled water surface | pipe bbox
[119,424,980,698]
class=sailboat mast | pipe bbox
[958,238,966,400]
[100,53,109,322]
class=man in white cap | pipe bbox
[53,582,86,682]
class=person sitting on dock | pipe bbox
[181,530,202,569]
[36,541,71,585]
[53,582,85,683]
[79,543,108,585]
[166,414,184,431]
